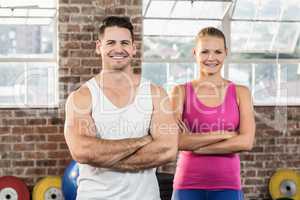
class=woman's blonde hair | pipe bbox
[196,27,227,49]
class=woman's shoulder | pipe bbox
[233,84,251,94]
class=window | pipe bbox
[0,0,57,107]
[142,0,300,105]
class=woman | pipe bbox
[171,27,255,200]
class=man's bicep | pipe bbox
[65,91,96,137]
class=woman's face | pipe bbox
[193,36,227,76]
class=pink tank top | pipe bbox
[173,81,241,190]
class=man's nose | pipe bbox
[114,43,123,52]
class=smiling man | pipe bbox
[64,16,178,200]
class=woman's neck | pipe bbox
[198,71,225,86]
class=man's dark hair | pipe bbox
[99,16,134,41]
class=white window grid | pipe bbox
[0,5,58,108]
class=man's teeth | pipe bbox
[111,56,126,59]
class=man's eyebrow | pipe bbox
[105,39,131,43]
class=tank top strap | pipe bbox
[184,82,194,101]
[137,77,151,96]
[85,78,100,111]
[225,82,238,106]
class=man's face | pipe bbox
[96,26,136,71]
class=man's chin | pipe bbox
[110,64,129,71]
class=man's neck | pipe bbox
[95,67,138,88]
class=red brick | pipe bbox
[81,6,105,15]
[0,127,10,134]
[264,145,284,152]
[245,178,263,185]
[70,16,93,24]
[61,58,81,68]
[81,42,96,49]
[59,143,68,150]
[59,0,69,4]
[14,110,37,117]
[59,6,80,14]
[93,68,101,74]
[59,33,69,41]
[131,0,141,6]
[67,25,81,32]
[0,110,13,117]
[47,134,65,142]
[59,49,69,57]
[127,7,141,15]
[70,68,91,75]
[0,144,11,151]
[257,170,273,177]
[251,146,263,152]
[12,168,25,176]
[59,76,80,83]
[38,109,59,117]
[70,0,94,4]
[35,126,58,134]
[131,17,142,24]
[93,16,105,24]
[265,161,286,168]
[36,143,58,150]
[70,33,92,41]
[24,152,47,160]
[61,42,81,49]
[80,76,93,82]
[70,50,92,57]
[26,119,47,125]
[1,152,22,159]
[12,160,34,167]
[105,7,126,15]
[0,135,22,143]
[23,135,46,142]
[47,167,66,175]
[36,160,57,167]
[47,151,70,159]
[58,14,70,23]
[0,160,11,168]
[13,143,35,151]
[81,59,101,67]
[59,68,69,76]
[240,154,255,161]
[47,118,64,125]
[26,168,46,176]
[2,119,25,126]
[82,25,96,32]
[290,129,300,136]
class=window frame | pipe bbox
[0,5,58,108]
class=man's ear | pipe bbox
[132,42,137,56]
[95,40,101,55]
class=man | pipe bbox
[64,16,178,200]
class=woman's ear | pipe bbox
[192,47,196,57]
[95,40,101,55]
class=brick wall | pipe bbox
[0,1,299,199]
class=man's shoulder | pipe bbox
[66,85,92,112]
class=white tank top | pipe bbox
[76,77,160,200]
